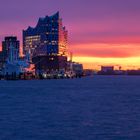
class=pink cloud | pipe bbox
[70,43,140,58]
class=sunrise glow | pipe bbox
[1,0,140,70]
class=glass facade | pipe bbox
[23,12,68,59]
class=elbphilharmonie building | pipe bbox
[23,12,68,71]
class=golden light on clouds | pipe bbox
[69,43,140,70]
[73,56,140,70]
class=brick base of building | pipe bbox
[32,55,67,72]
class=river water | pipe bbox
[0,76,140,140]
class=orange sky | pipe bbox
[1,42,140,70]
[70,43,140,70]
[73,56,140,70]
[1,0,140,70]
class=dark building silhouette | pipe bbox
[98,66,115,75]
[32,55,67,73]
[2,36,20,62]
[23,12,68,72]
[0,52,3,71]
